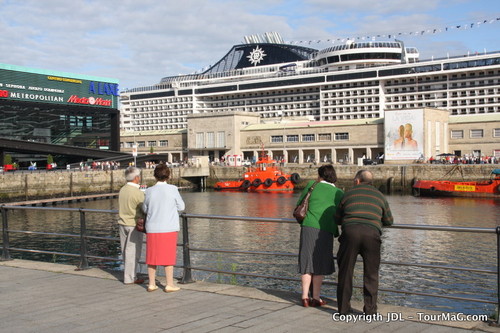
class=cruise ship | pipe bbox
[119,32,500,163]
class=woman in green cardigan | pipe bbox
[297,164,344,307]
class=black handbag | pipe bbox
[136,216,147,233]
[293,181,318,224]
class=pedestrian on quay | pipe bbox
[297,164,344,307]
[117,166,145,285]
[336,170,394,315]
[143,163,185,292]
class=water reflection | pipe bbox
[4,191,499,315]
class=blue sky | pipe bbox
[0,0,498,90]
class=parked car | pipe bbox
[363,159,377,165]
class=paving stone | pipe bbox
[0,260,492,333]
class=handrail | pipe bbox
[1,204,498,321]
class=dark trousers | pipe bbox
[336,224,381,315]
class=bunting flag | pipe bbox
[287,17,499,45]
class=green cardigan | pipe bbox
[296,180,344,236]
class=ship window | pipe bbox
[450,130,463,139]
[470,129,483,138]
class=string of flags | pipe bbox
[287,17,500,45]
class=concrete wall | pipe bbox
[0,169,192,203]
[0,164,497,202]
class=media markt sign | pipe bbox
[0,63,119,108]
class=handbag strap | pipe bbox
[300,181,319,204]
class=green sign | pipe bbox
[0,63,119,108]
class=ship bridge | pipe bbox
[315,41,419,68]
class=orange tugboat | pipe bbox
[214,150,300,192]
[412,169,500,198]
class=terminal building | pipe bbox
[119,32,500,164]
[0,63,122,166]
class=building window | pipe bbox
[302,134,315,142]
[286,134,299,142]
[335,132,349,140]
[196,132,204,148]
[137,141,145,147]
[217,131,225,147]
[318,133,332,141]
[148,141,157,147]
[470,129,484,139]
[451,130,463,139]
[494,128,500,138]
[206,132,215,148]
[159,140,168,147]
[271,135,283,143]
[126,142,134,148]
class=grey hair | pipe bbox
[124,166,141,181]
[354,169,373,184]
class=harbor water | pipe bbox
[4,190,499,316]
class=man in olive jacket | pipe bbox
[336,170,394,315]
[118,167,145,284]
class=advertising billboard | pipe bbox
[0,63,119,109]
[384,109,424,161]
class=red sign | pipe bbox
[67,95,112,106]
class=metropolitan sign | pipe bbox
[0,63,119,109]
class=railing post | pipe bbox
[496,226,500,325]
[180,213,194,284]
[1,206,11,261]
[77,208,89,270]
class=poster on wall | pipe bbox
[384,109,424,161]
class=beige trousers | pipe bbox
[118,225,143,284]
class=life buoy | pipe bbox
[264,178,273,187]
[252,178,262,187]
[240,180,251,189]
[277,176,286,185]
[290,173,300,184]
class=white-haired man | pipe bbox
[118,166,145,284]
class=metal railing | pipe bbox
[1,204,499,321]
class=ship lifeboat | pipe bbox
[214,151,300,192]
[412,169,500,198]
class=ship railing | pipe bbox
[1,205,499,323]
